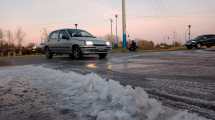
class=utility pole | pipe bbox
[188,25,191,41]
[110,19,113,45]
[115,14,118,48]
[168,36,170,44]
[122,0,127,48]
[173,31,176,48]
[185,30,187,42]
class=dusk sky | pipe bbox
[1,0,215,44]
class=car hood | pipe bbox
[185,40,198,46]
[74,37,106,44]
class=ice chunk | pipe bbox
[0,66,210,120]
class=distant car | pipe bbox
[185,34,215,49]
[44,29,112,59]
[37,43,46,50]
[32,43,45,54]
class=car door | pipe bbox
[48,31,59,52]
[207,36,215,45]
[58,30,72,53]
[200,36,208,45]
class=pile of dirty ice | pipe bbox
[0,66,209,120]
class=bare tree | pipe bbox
[0,29,3,56]
[137,40,155,50]
[6,30,13,47]
[5,30,14,56]
[41,28,48,43]
[15,27,25,48]
[0,29,3,48]
[26,42,35,49]
[0,29,3,40]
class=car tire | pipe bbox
[72,46,82,59]
[98,53,107,59]
[45,47,53,59]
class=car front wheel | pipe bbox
[72,46,82,59]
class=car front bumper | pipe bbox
[81,46,112,54]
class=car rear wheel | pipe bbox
[72,46,82,59]
[98,53,107,59]
[45,47,53,59]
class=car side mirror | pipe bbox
[62,35,69,40]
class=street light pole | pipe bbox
[173,31,176,48]
[115,14,118,48]
[122,0,127,48]
[110,19,113,46]
[188,25,191,41]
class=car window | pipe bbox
[79,31,93,37]
[203,36,207,40]
[59,31,69,40]
[194,36,202,41]
[206,35,215,39]
[49,31,59,40]
[68,29,94,38]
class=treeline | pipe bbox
[137,40,183,50]
[104,34,183,50]
[0,28,37,56]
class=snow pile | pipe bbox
[0,66,209,120]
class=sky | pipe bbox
[0,0,215,45]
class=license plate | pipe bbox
[98,48,104,51]
[97,47,105,51]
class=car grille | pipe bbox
[88,49,108,52]
[93,44,107,46]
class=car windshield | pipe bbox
[193,36,203,41]
[68,29,94,38]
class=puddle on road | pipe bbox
[86,63,97,69]
[110,63,152,71]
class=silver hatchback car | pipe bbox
[44,29,112,59]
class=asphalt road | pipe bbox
[0,49,215,119]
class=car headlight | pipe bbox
[85,41,93,46]
[106,41,111,46]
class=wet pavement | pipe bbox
[0,50,215,119]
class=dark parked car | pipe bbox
[185,34,215,49]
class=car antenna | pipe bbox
[75,24,78,30]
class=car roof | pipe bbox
[56,28,83,32]
[199,34,215,37]
[50,28,85,34]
